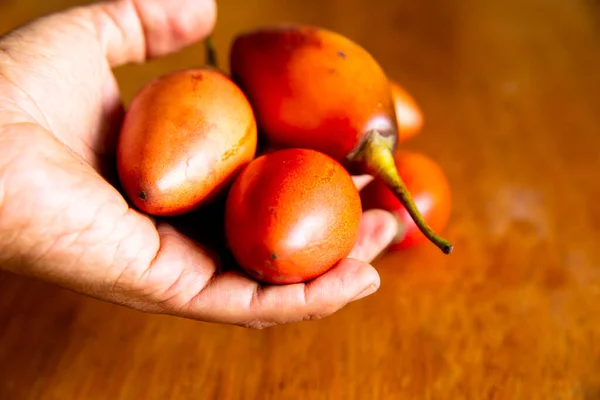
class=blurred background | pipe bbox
[1,0,600,399]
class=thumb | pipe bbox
[85,0,217,66]
[0,0,216,167]
[3,0,217,68]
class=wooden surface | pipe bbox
[2,0,600,398]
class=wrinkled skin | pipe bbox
[0,0,398,328]
[361,151,452,251]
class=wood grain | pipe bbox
[2,0,600,398]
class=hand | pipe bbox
[0,0,398,328]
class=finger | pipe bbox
[91,0,217,66]
[119,222,222,312]
[348,209,398,262]
[352,174,374,191]
[179,258,380,329]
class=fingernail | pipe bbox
[391,212,407,244]
[351,282,379,302]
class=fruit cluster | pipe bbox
[115,25,453,285]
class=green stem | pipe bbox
[204,36,218,68]
[356,130,454,254]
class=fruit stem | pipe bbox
[204,35,218,68]
[356,130,454,254]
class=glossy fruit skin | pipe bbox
[224,148,362,284]
[360,151,451,251]
[229,25,398,163]
[391,81,424,143]
[117,68,257,216]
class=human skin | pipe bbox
[0,0,398,328]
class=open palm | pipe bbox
[0,0,397,328]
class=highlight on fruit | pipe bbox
[224,148,362,285]
[116,67,257,216]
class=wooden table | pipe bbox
[2,0,600,398]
